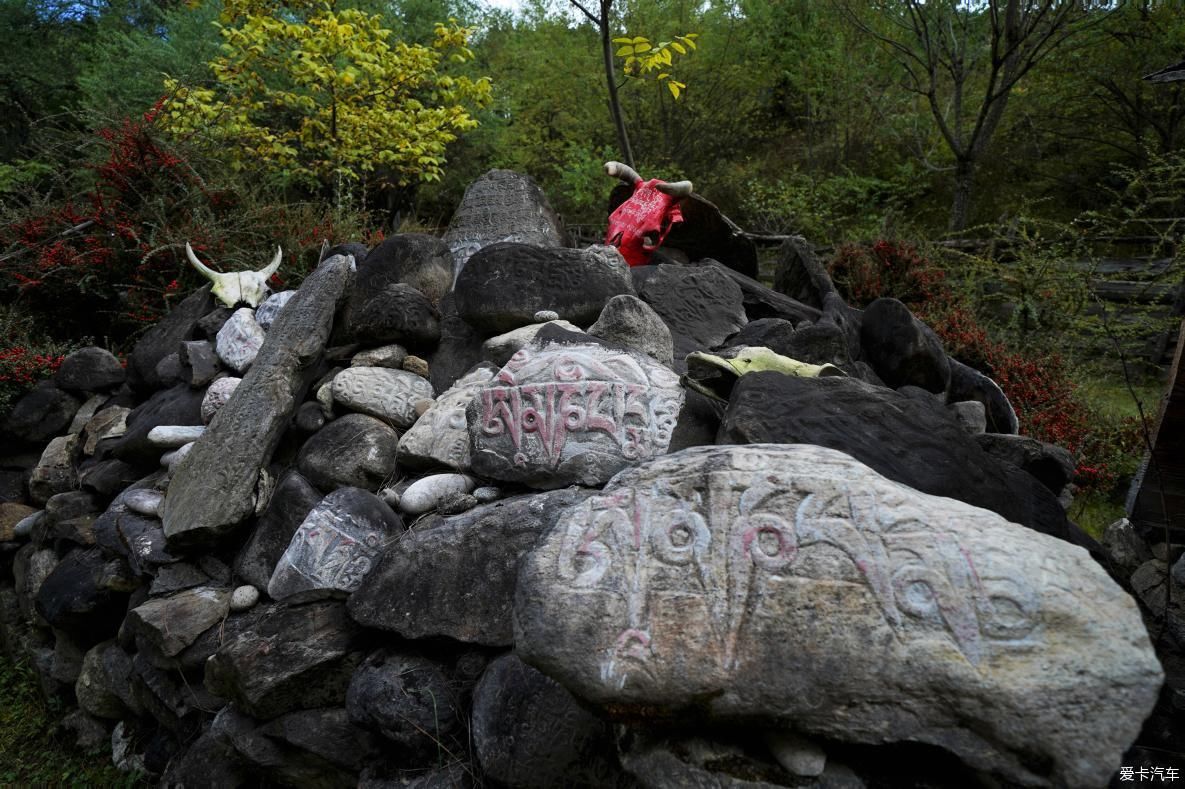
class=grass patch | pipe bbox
[0,651,136,785]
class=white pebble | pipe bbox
[124,489,164,517]
[399,474,477,515]
[230,585,260,612]
[148,425,204,448]
[472,486,501,504]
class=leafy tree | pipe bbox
[160,0,492,199]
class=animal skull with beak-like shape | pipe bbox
[603,161,693,266]
[186,242,282,308]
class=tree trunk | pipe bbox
[599,9,634,168]
[949,157,975,233]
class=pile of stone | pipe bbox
[0,169,1178,787]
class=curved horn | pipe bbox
[185,242,218,281]
[257,246,283,278]
[604,161,642,185]
[655,180,694,198]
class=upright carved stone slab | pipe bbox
[330,367,432,428]
[468,337,683,489]
[268,487,404,601]
[398,365,494,471]
[515,444,1163,788]
[161,255,354,550]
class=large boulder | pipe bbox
[297,414,399,492]
[515,444,1163,788]
[860,297,950,394]
[161,255,354,549]
[339,234,451,344]
[2,381,81,446]
[637,264,747,362]
[467,327,684,489]
[346,650,462,757]
[55,347,125,392]
[454,243,634,335]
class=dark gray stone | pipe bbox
[342,281,440,349]
[620,733,793,788]
[1,381,81,446]
[197,305,234,339]
[773,236,836,309]
[588,294,675,367]
[129,285,214,390]
[148,562,216,596]
[348,488,594,645]
[725,318,798,357]
[975,433,1077,494]
[235,470,323,590]
[346,650,462,756]
[947,358,1020,435]
[822,291,864,363]
[348,233,452,314]
[76,641,138,719]
[179,340,221,387]
[297,414,399,492]
[161,255,354,550]
[256,290,297,330]
[131,651,207,736]
[294,401,326,433]
[472,655,626,789]
[700,259,820,324]
[428,293,486,395]
[859,298,950,394]
[639,264,747,360]
[153,352,185,387]
[34,548,135,644]
[78,459,140,497]
[162,724,252,789]
[717,373,1101,555]
[229,707,383,788]
[125,586,232,657]
[55,347,125,392]
[106,384,205,467]
[455,243,634,334]
[782,321,855,372]
[45,490,102,524]
[204,600,363,719]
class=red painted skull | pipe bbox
[603,162,693,266]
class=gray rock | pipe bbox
[161,255,354,549]
[29,434,79,505]
[231,585,260,612]
[534,309,560,322]
[1131,560,1185,645]
[349,488,593,645]
[1101,519,1151,579]
[472,654,625,789]
[268,487,404,601]
[35,547,134,643]
[197,305,234,340]
[215,307,266,373]
[178,340,221,387]
[297,413,399,492]
[860,297,950,393]
[397,365,493,471]
[13,544,58,625]
[200,377,241,424]
[455,243,633,334]
[153,353,183,391]
[255,289,296,329]
[147,425,204,448]
[468,330,684,489]
[350,344,408,369]
[1,503,36,542]
[444,169,567,282]
[227,707,383,787]
[14,510,42,539]
[427,293,486,395]
[123,489,163,517]
[148,562,215,596]
[437,491,478,515]
[1,381,81,445]
[106,384,204,466]
[125,586,232,657]
[330,367,433,427]
[294,401,326,433]
[948,358,1019,435]
[515,444,1163,788]
[948,400,987,434]
[235,470,323,590]
[82,405,130,455]
[45,490,102,523]
[128,285,214,390]
[110,721,148,774]
[354,234,452,308]
[343,281,441,348]
[975,432,1077,495]
[481,320,583,367]
[588,294,675,367]
[772,236,836,309]
[346,650,462,756]
[77,459,138,498]
[472,486,501,503]
[766,731,826,777]
[67,393,106,435]
[204,600,363,719]
[398,473,476,515]
[76,641,136,719]
[638,264,747,361]
[160,442,193,471]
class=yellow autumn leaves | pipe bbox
[613,32,697,99]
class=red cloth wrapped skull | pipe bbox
[603,162,693,266]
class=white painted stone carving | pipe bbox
[515,444,1164,788]
[468,341,683,488]
[398,366,494,471]
[215,308,265,373]
[330,367,433,428]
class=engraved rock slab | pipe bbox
[467,334,684,489]
[268,487,404,601]
[330,367,433,428]
[515,444,1164,788]
[397,365,494,471]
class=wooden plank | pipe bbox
[1128,318,1185,541]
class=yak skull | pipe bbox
[603,161,693,266]
[186,242,282,308]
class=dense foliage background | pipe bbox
[1,0,1183,534]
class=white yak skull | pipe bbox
[186,242,282,308]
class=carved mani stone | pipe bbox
[329,367,432,428]
[398,365,494,471]
[467,332,684,489]
[514,444,1163,788]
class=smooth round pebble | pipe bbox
[147,425,204,448]
[161,442,195,470]
[14,511,43,539]
[399,473,476,515]
[124,489,164,517]
[472,486,501,504]
[230,585,260,612]
[402,355,430,378]
[437,492,478,516]
[533,310,560,322]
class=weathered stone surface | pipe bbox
[268,487,404,601]
[444,169,567,282]
[397,365,493,471]
[129,285,214,390]
[179,340,221,386]
[235,470,323,590]
[126,587,232,656]
[29,434,79,505]
[228,707,383,787]
[618,733,793,788]
[82,405,130,455]
[200,377,240,424]
[638,264,747,359]
[587,294,675,368]
[472,655,626,789]
[123,489,163,517]
[516,444,1163,788]
[722,317,798,358]
[161,255,354,549]
[427,294,486,398]
[56,347,126,392]
[215,307,266,373]
[948,400,987,434]
[1,381,80,446]
[860,298,950,393]
[13,544,57,624]
[345,282,441,349]
[106,384,204,466]
[398,474,476,515]
[704,259,821,325]
[1103,518,1153,578]
[297,414,399,492]
[204,600,363,719]
[255,289,296,330]
[349,488,593,645]
[34,548,134,644]
[355,234,453,308]
[766,731,826,778]
[350,344,407,369]
[455,243,634,335]
[76,641,137,720]
[330,367,432,427]
[948,358,1019,435]
[718,373,1095,551]
[45,490,102,525]
[346,650,462,756]
[469,330,684,488]
[772,236,836,309]
[481,320,583,367]
[153,352,184,387]
[0,503,37,542]
[975,432,1076,495]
